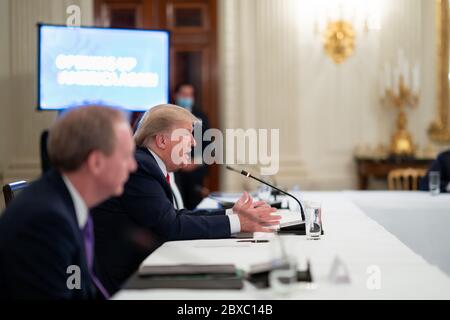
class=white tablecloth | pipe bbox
[343,191,450,277]
[114,192,450,300]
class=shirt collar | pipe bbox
[148,148,168,178]
[62,175,89,228]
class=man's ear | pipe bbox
[155,134,167,150]
[85,150,104,176]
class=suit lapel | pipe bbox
[138,148,175,204]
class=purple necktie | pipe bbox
[83,215,110,299]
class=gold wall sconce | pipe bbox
[314,1,381,64]
[323,20,356,64]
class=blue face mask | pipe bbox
[176,97,194,111]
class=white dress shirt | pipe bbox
[62,175,88,229]
[168,172,184,209]
[147,148,241,234]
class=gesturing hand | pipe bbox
[232,192,281,233]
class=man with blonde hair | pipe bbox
[92,104,281,294]
[0,106,137,299]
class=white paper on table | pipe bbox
[273,209,304,229]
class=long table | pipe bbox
[343,191,450,277]
[114,192,450,300]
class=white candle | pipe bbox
[385,63,392,90]
[397,49,404,70]
[403,60,410,89]
[412,63,420,94]
[379,72,385,97]
[393,66,400,96]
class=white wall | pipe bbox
[0,0,93,209]
[218,0,450,192]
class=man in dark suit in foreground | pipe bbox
[92,104,281,294]
[0,106,137,299]
[419,149,450,192]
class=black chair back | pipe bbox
[2,181,27,207]
[40,130,52,174]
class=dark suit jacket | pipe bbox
[92,147,231,294]
[0,170,97,300]
[419,150,450,192]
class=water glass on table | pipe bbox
[305,201,322,240]
[429,171,440,196]
[257,184,272,202]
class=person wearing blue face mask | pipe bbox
[173,83,212,209]
[176,96,194,112]
[174,83,196,112]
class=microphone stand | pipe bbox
[226,166,305,221]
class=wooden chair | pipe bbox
[387,168,427,191]
[2,181,28,207]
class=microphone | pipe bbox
[226,166,305,221]
[225,165,241,174]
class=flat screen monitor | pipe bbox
[38,24,170,111]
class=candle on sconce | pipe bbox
[380,49,420,157]
[379,76,385,97]
[396,49,409,87]
[403,60,410,88]
[380,66,387,96]
[393,66,400,96]
[397,49,405,69]
[385,63,392,90]
[412,63,420,94]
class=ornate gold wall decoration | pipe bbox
[323,20,356,64]
[428,0,450,142]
